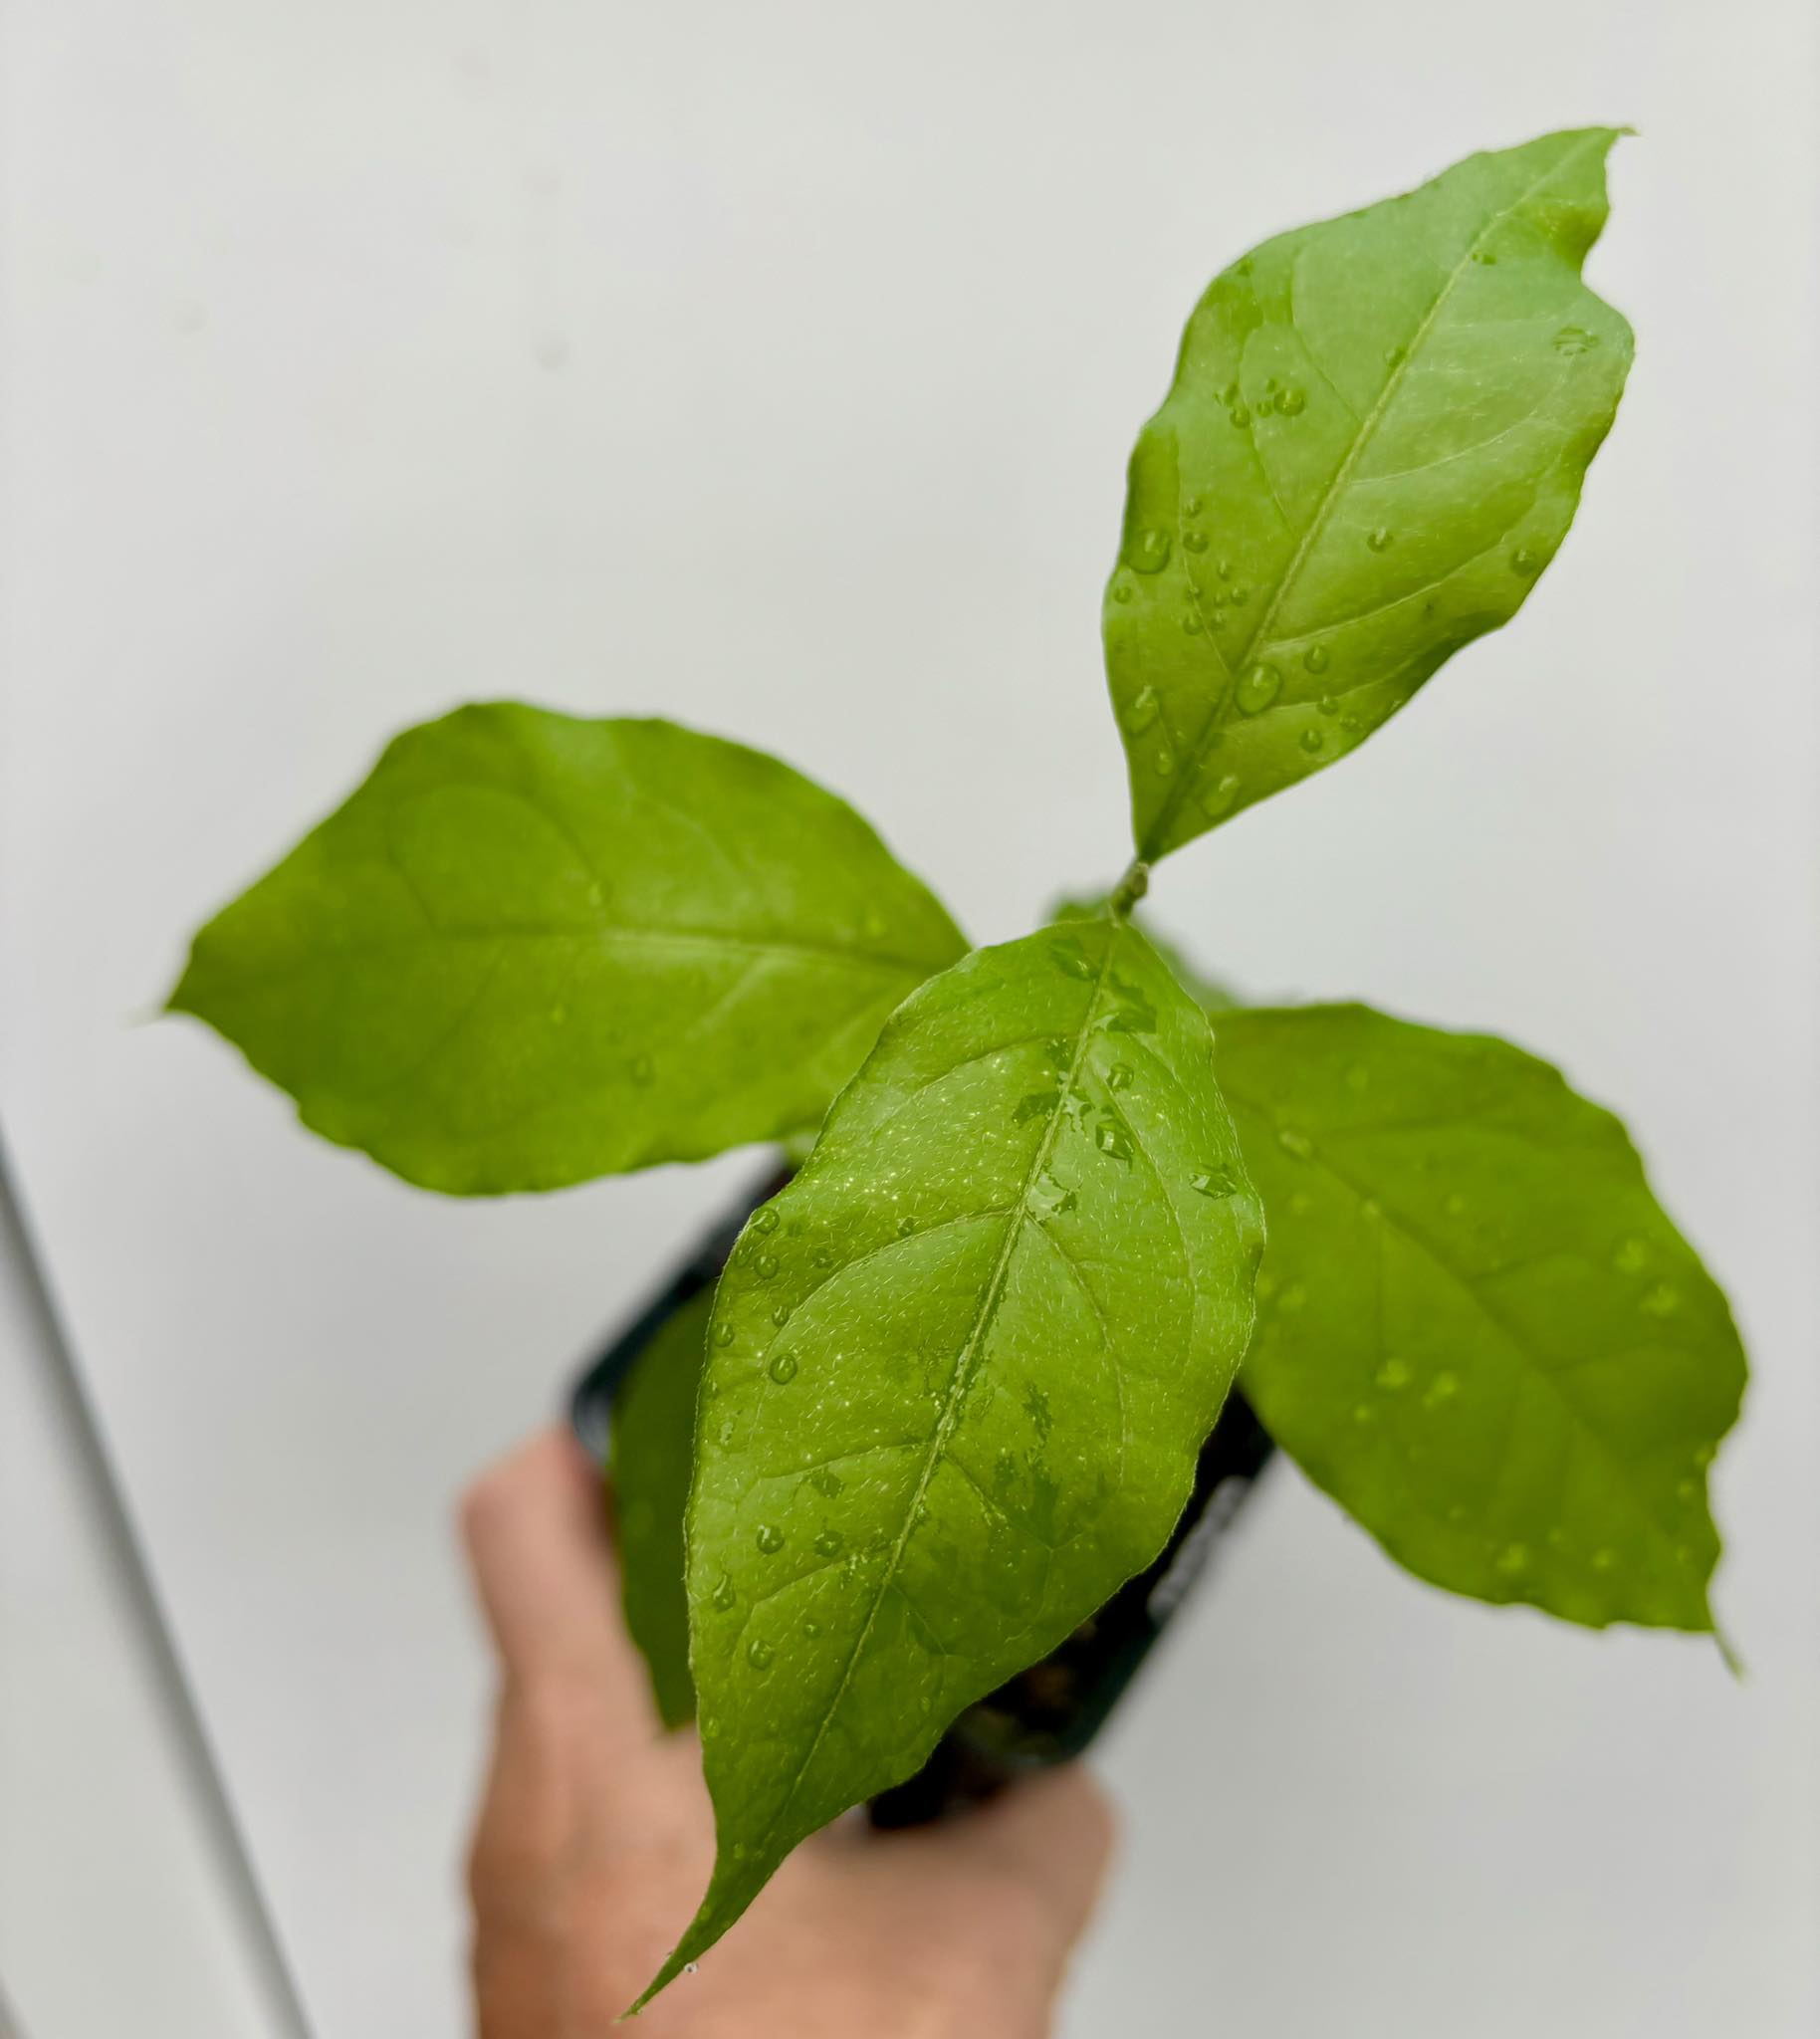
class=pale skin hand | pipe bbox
[460,1430,1117,2039]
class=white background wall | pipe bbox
[3,3,1816,2034]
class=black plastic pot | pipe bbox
[570,1165,1275,1826]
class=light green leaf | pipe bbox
[1217,1004,1744,1632]
[1106,126,1633,861]
[637,921,1261,2004]
[169,707,965,1192]
[609,1285,713,1730]
[1051,894,1243,1014]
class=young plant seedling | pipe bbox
[170,128,1746,2008]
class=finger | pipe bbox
[459,1427,653,1735]
[960,1763,1118,1952]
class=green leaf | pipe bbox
[609,1285,713,1730]
[1106,127,1633,862]
[1051,894,1243,1014]
[1216,1004,1745,1633]
[637,920,1261,2004]
[169,707,966,1192]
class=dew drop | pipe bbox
[1423,1369,1460,1408]
[1216,558,1234,580]
[1229,583,1251,605]
[811,1246,833,1268]
[1303,642,1331,674]
[1184,495,1204,516]
[1120,684,1160,735]
[1230,404,1251,428]
[752,1207,780,1236]
[802,1619,823,1639]
[809,1468,843,1497]
[813,1528,845,1558]
[1190,1167,1237,1198]
[755,1252,779,1280]
[1277,1126,1313,1159]
[1384,343,1406,367]
[1183,530,1209,555]
[1472,248,1498,266]
[1366,527,1393,553]
[1154,745,1177,778]
[1612,1237,1648,1275]
[1694,1444,1715,1469]
[1129,527,1172,574]
[897,1214,917,1238]
[747,1638,775,1671]
[1049,936,1095,980]
[771,1301,793,1328]
[711,1574,737,1611]
[716,1421,734,1446]
[1299,727,1324,755]
[1375,1357,1412,1391]
[1317,694,1340,718]
[1199,774,1241,819]
[1641,1282,1681,1319]
[1235,662,1282,715]
[1510,547,1542,576]
[713,1320,735,1348]
[1107,1062,1134,1091]
[1182,610,1203,636]
[756,1524,786,1554]
[768,1351,798,1384]
[1494,1542,1529,1577]
[1277,384,1306,415]
[1111,578,1134,603]
[1095,1120,1133,1163]
[1552,325,1599,355]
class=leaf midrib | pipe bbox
[746,928,1126,1859]
[1139,132,1604,860]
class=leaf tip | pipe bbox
[1711,1615,1747,1684]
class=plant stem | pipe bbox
[1106,859,1149,919]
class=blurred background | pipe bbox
[2,3,1816,2034]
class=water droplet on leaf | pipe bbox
[1121,684,1160,735]
[1236,662,1282,715]
[756,1524,786,1554]
[1277,1127,1312,1159]
[1303,643,1330,674]
[814,1528,845,1558]
[1129,527,1172,573]
[747,1638,775,1671]
[1366,527,1393,552]
[768,1351,798,1384]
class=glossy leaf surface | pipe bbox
[170,707,965,1192]
[1218,1004,1744,1632]
[639,921,1261,2001]
[1106,127,1633,860]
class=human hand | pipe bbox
[460,1429,1116,2039]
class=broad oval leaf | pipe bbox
[637,921,1261,2003]
[169,707,965,1192]
[1217,1004,1744,1633]
[609,1283,713,1730]
[1106,127,1633,861]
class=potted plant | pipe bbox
[168,126,1745,2011]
